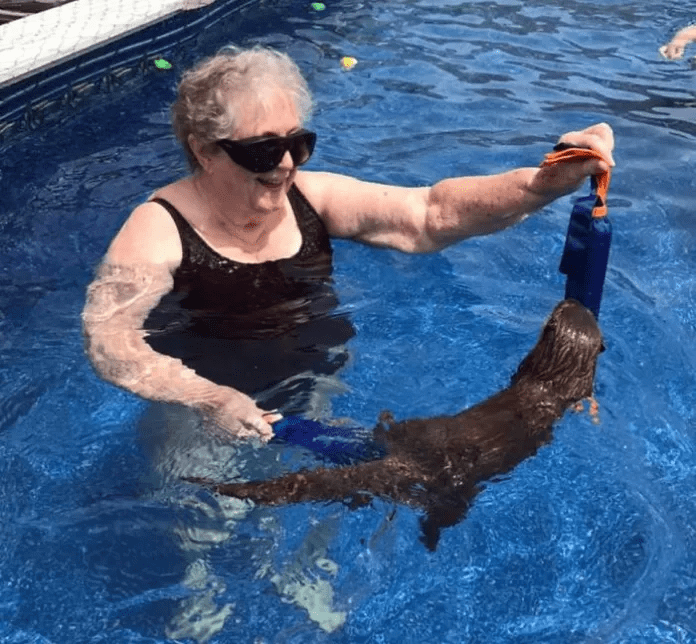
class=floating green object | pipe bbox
[311,2,326,10]
[154,58,172,70]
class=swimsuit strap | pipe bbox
[149,196,200,267]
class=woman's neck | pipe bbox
[190,173,285,249]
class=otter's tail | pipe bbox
[185,460,389,507]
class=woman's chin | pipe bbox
[252,183,290,213]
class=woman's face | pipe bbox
[207,88,303,219]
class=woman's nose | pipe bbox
[278,150,294,170]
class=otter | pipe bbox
[187,299,603,550]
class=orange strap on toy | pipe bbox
[540,146,612,218]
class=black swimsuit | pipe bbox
[143,185,355,412]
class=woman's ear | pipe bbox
[188,134,215,173]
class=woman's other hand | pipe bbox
[206,391,283,442]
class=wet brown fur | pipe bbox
[187,299,603,550]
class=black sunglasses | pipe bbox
[216,129,317,174]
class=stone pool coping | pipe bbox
[0,0,216,89]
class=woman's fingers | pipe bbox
[557,122,615,167]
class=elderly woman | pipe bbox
[82,45,615,443]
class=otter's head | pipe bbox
[511,299,604,404]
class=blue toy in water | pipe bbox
[559,175,612,318]
[271,416,386,465]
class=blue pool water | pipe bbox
[1,0,696,641]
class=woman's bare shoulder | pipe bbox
[105,197,183,268]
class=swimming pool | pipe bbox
[1,0,695,641]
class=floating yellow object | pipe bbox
[340,56,357,70]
